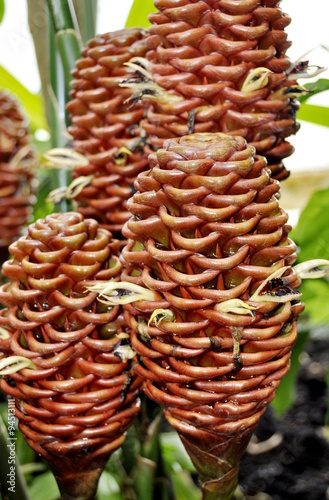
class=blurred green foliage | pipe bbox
[125,0,153,28]
[0,65,48,133]
[0,0,4,25]
[290,187,329,325]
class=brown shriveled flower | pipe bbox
[124,0,316,181]
[66,28,152,236]
[0,91,36,252]
[119,133,305,498]
[0,212,141,500]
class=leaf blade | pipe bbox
[0,65,48,132]
[297,103,329,128]
[290,187,329,262]
[298,78,329,103]
[0,0,4,25]
[125,0,154,28]
[291,187,329,327]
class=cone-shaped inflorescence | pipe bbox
[0,212,141,500]
[125,0,307,181]
[0,91,36,252]
[67,28,152,235]
[120,133,304,499]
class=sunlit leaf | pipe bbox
[97,470,122,500]
[0,65,48,132]
[290,187,329,326]
[0,0,5,25]
[290,187,329,263]
[160,432,196,473]
[299,280,329,325]
[125,0,154,28]
[297,103,329,128]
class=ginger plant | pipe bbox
[0,91,37,254]
[91,132,329,499]
[0,212,141,500]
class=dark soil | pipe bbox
[239,337,329,500]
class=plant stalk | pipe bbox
[72,0,97,44]
[48,18,71,212]
[46,0,84,212]
[46,0,82,88]
[178,425,256,500]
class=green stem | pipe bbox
[133,414,161,500]
[46,0,82,88]
[72,0,97,44]
[134,457,156,500]
[48,9,71,212]
[48,20,63,148]
[27,0,51,127]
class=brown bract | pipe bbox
[140,0,299,180]
[0,91,36,248]
[121,133,304,496]
[0,212,141,499]
[67,29,152,235]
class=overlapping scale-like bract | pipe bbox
[0,212,141,498]
[141,0,299,180]
[0,91,36,248]
[67,28,152,235]
[121,133,304,495]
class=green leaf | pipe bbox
[290,187,329,326]
[160,432,196,473]
[171,471,201,500]
[119,426,140,475]
[73,0,97,44]
[271,329,310,416]
[134,457,156,500]
[290,187,329,263]
[298,78,329,103]
[33,170,56,222]
[125,0,154,28]
[0,0,5,25]
[297,103,329,128]
[0,65,48,132]
[96,471,122,500]
[141,412,161,462]
[299,280,329,325]
[28,471,59,500]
